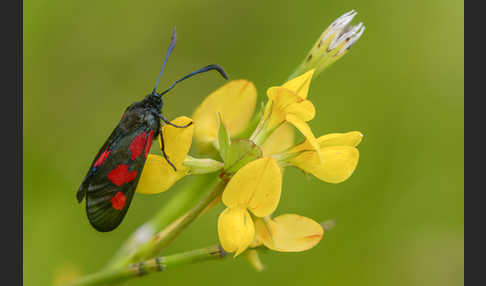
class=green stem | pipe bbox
[65,245,227,286]
[68,219,336,286]
[109,174,226,268]
[107,173,219,268]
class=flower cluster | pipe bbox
[135,10,364,258]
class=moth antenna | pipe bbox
[153,27,177,94]
[159,64,228,96]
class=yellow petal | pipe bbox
[285,100,316,121]
[159,116,194,168]
[290,146,359,183]
[265,87,316,133]
[136,154,187,194]
[266,87,299,107]
[222,157,282,217]
[261,123,294,156]
[285,139,313,154]
[318,131,363,148]
[192,80,257,143]
[285,114,319,151]
[282,69,315,99]
[253,218,276,248]
[217,207,255,257]
[255,214,323,252]
[265,87,298,130]
[250,233,263,248]
[287,131,363,154]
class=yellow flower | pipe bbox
[252,70,319,152]
[217,156,325,255]
[253,214,323,252]
[192,80,257,147]
[284,131,363,183]
[218,157,282,256]
[136,116,194,194]
[213,71,361,256]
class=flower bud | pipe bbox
[290,10,365,78]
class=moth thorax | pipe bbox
[145,93,163,110]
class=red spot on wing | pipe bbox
[126,169,137,183]
[130,132,147,160]
[110,191,126,210]
[94,148,111,167]
[144,130,154,158]
[107,164,138,187]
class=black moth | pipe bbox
[77,28,227,232]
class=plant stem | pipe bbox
[65,245,227,286]
[109,174,226,268]
[67,219,335,286]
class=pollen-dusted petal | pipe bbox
[282,69,315,99]
[217,207,255,257]
[255,214,323,252]
[285,114,319,152]
[222,157,282,217]
[136,154,187,194]
[290,146,359,183]
[317,131,363,148]
[192,80,257,143]
[159,116,194,169]
[261,123,294,156]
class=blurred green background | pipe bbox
[23,0,464,285]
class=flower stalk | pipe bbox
[65,220,335,286]
[65,245,227,286]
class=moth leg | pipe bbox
[159,128,177,172]
[159,114,193,128]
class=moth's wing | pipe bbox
[76,107,133,202]
[81,126,156,232]
[85,176,138,232]
[76,126,121,202]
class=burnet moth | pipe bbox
[77,28,228,232]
